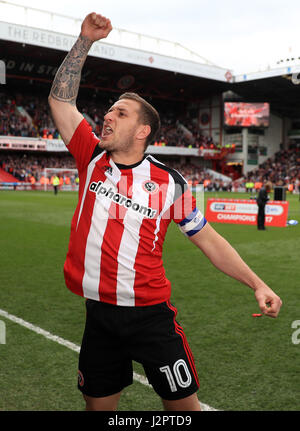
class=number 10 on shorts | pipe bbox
[160,359,192,392]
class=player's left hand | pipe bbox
[254,286,282,318]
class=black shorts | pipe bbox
[77,299,200,401]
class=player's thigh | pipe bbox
[83,391,122,411]
[78,300,133,397]
[133,301,200,402]
[162,393,201,411]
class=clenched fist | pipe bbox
[81,12,112,42]
[254,285,282,318]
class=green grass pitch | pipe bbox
[0,190,299,411]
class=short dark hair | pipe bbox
[118,92,161,149]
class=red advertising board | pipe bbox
[205,198,289,227]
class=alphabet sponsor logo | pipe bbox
[89,181,157,219]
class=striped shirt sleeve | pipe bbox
[67,118,101,173]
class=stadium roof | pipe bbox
[230,74,300,120]
[0,38,231,103]
[0,1,219,65]
[1,1,300,117]
[0,1,231,83]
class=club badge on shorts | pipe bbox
[78,370,84,387]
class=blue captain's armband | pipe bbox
[178,208,207,237]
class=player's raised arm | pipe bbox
[189,223,282,318]
[48,13,112,145]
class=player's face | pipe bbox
[100,99,142,152]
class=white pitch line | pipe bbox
[0,308,218,411]
[0,308,80,353]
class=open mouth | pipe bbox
[102,125,113,138]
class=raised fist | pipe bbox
[81,12,112,42]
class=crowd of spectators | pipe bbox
[0,152,75,182]
[0,91,61,139]
[167,161,232,190]
[0,93,36,137]
[1,89,299,193]
[0,150,233,190]
[156,121,217,149]
[240,147,300,193]
[0,90,219,149]
[1,145,299,193]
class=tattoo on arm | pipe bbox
[50,35,93,105]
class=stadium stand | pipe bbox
[0,165,19,182]
[240,147,300,193]
[0,88,221,149]
[1,5,300,193]
[2,144,298,192]
[0,85,230,189]
[2,79,300,192]
[0,152,75,182]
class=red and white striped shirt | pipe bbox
[63,119,206,306]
